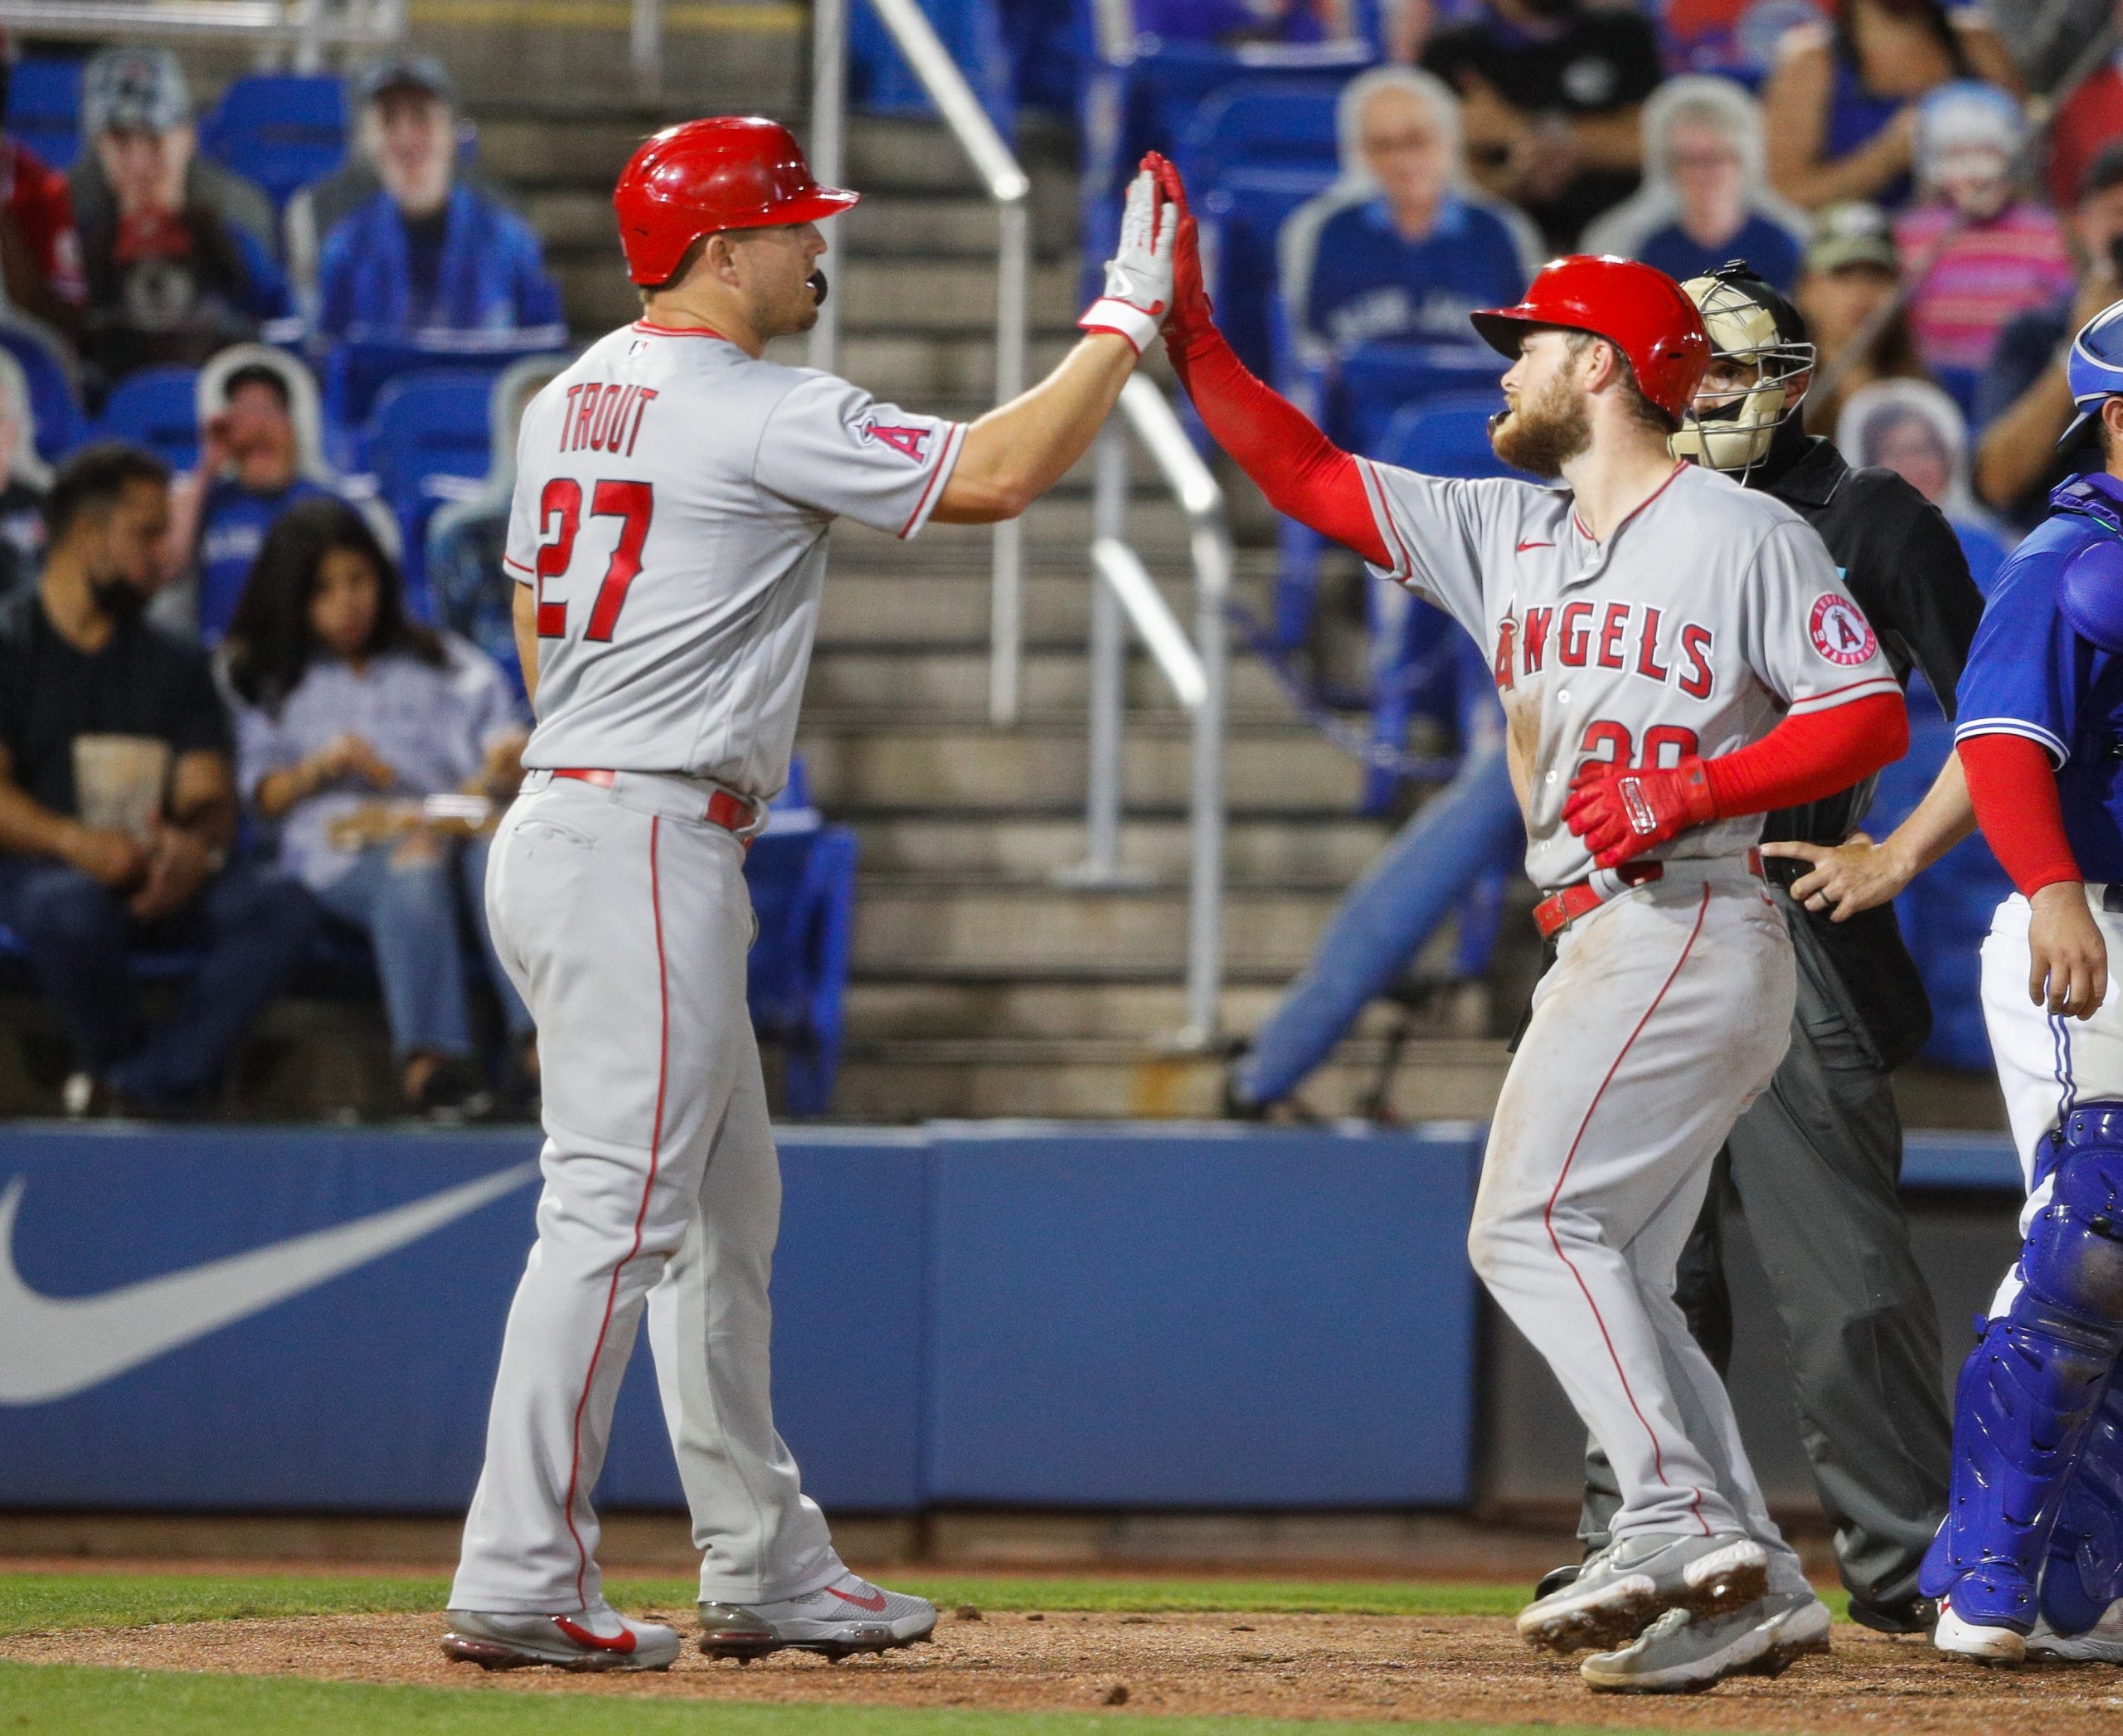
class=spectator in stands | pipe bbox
[1649,0,1831,86]
[0,349,46,600]
[316,57,563,343]
[0,444,318,1116]
[73,48,290,388]
[1837,377,2012,591]
[2045,0,2123,213]
[224,498,532,1116]
[426,357,565,703]
[0,33,86,333]
[1761,0,2020,213]
[1581,75,1807,290]
[1792,200,1924,433]
[1420,0,1663,249]
[1893,81,2074,416]
[1974,140,2123,528]
[157,348,363,644]
[1279,67,1538,367]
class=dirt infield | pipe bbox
[6,1606,2122,1732]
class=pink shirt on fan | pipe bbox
[1895,201,2077,378]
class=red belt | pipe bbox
[551,768,755,837]
[1533,849,1763,942]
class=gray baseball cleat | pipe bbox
[2028,1600,2123,1663]
[441,1603,683,1670]
[1516,1532,1770,1654]
[1580,1588,1830,1693]
[698,1571,938,1661]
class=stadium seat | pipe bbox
[199,74,348,208]
[364,370,496,615]
[327,333,566,427]
[1333,343,1504,453]
[745,758,858,1119]
[0,314,85,465]
[95,367,202,471]
[850,0,1014,134]
[7,56,84,172]
[1175,80,1341,192]
[1203,162,1338,381]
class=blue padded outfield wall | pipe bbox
[0,1122,1499,1514]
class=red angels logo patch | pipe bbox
[860,420,931,461]
[1808,594,1877,667]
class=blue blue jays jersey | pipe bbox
[195,476,337,643]
[1955,472,2123,883]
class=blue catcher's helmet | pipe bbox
[2063,299,2123,451]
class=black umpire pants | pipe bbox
[1577,890,1953,1609]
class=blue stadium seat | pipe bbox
[7,57,85,172]
[95,367,202,470]
[0,315,85,464]
[199,74,348,208]
[1203,162,1337,381]
[1174,80,1341,192]
[745,761,858,1120]
[364,370,495,616]
[328,334,565,427]
[1333,342,1504,452]
[1373,391,1521,483]
[850,0,1014,134]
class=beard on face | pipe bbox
[1489,369,1592,478]
[88,572,153,626]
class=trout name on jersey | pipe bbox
[558,382,659,457]
[1491,601,1714,699]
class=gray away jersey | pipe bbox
[1358,458,1900,890]
[507,319,964,796]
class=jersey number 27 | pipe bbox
[535,477,654,642]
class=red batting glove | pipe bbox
[1562,757,1717,868]
[1144,153,1215,362]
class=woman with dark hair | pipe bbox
[1761,0,2021,212]
[224,497,531,1116]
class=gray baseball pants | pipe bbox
[450,771,844,1614]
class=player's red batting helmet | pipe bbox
[1470,255,1710,421]
[614,116,859,287]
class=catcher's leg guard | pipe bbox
[1921,1103,2123,1633]
[2043,1361,2123,1636]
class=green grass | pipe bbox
[0,1662,1653,1736]
[0,1573,1532,1639]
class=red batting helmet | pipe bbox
[614,116,859,287]
[1470,256,1710,421]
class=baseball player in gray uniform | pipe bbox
[1150,155,1908,1693]
[440,119,1178,1671]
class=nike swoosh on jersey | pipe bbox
[0,1162,538,1405]
[1516,540,1554,552]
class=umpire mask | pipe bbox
[1670,265,1815,481]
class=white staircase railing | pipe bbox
[807,0,1032,726]
[1066,374,1231,1048]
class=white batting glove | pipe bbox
[1079,168,1177,356]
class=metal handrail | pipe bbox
[807,0,1032,725]
[1070,374,1231,1048]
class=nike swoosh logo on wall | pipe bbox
[0,1162,539,1405]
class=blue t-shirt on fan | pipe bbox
[1632,213,1802,294]
[1295,193,1528,357]
[196,476,338,643]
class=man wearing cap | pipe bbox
[1975,141,2123,531]
[1152,152,1909,1691]
[71,46,289,387]
[440,121,1180,1673]
[1791,200,1925,435]
[316,56,562,344]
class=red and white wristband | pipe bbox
[1079,296,1165,357]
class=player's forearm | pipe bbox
[0,781,80,863]
[1567,108,1643,173]
[1703,692,1907,819]
[1877,749,1978,881]
[1166,319,1388,564]
[1973,365,2074,510]
[931,333,1137,524]
[1961,731,2083,897]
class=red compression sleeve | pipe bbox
[1960,731,2082,897]
[1701,692,1908,819]
[1168,324,1389,566]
